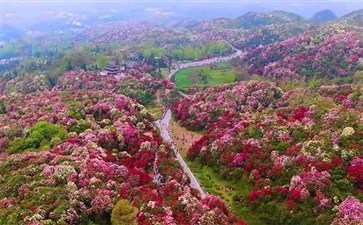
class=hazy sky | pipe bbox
[2,0,363,30]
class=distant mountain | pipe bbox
[234,10,305,29]
[337,9,363,27]
[311,10,337,23]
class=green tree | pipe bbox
[70,54,87,69]
[96,54,111,70]
[6,121,69,154]
[183,47,202,59]
[111,200,138,225]
[206,42,228,56]
[118,52,124,65]
[172,48,184,60]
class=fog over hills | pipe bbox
[2,0,363,41]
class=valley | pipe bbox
[0,5,362,225]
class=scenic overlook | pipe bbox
[0,0,362,224]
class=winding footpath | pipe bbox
[155,46,243,198]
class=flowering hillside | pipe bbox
[231,23,311,50]
[0,90,243,224]
[234,11,305,29]
[54,69,180,106]
[172,81,363,224]
[2,4,363,225]
[172,81,284,130]
[3,74,50,95]
[188,12,311,50]
[337,9,363,27]
[242,25,363,80]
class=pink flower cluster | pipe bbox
[338,196,363,220]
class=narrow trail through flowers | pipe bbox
[155,46,242,198]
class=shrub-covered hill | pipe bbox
[0,90,243,224]
[53,69,180,107]
[231,23,310,50]
[172,81,284,130]
[188,11,312,50]
[234,11,305,29]
[172,80,363,224]
[3,69,178,107]
[337,9,363,27]
[241,24,363,80]
[2,74,51,96]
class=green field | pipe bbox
[186,160,263,224]
[174,62,241,92]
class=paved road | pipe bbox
[155,47,242,198]
[168,48,243,80]
[154,109,206,198]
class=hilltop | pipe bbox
[337,9,363,27]
[234,10,306,29]
[311,10,337,23]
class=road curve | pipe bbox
[155,46,242,198]
[168,48,243,80]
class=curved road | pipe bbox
[155,109,205,198]
[155,46,242,198]
[168,47,243,80]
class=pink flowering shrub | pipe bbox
[242,24,363,80]
[4,74,51,95]
[337,196,363,221]
[0,90,239,224]
[172,80,284,130]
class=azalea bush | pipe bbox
[54,69,180,107]
[4,74,50,95]
[0,90,242,224]
[242,24,363,81]
[172,80,284,130]
[111,200,137,225]
[172,81,362,224]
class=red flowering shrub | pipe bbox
[0,90,238,224]
[173,81,362,224]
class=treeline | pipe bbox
[1,35,231,89]
[1,41,123,86]
[135,41,231,61]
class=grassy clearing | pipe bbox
[174,62,238,92]
[147,105,163,120]
[187,160,262,224]
[145,90,163,120]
